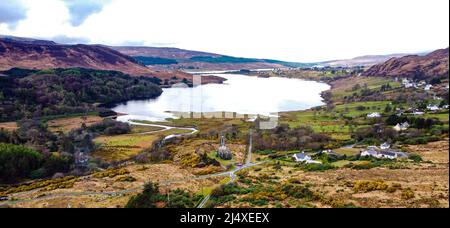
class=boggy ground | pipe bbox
[3,163,225,208]
[212,140,448,208]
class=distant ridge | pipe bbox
[0,36,191,80]
[316,52,429,68]
[363,48,449,78]
[110,46,311,70]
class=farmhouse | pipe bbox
[393,122,410,131]
[292,153,312,162]
[367,112,381,118]
[361,149,398,160]
[380,142,391,150]
[427,104,440,111]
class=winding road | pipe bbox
[197,129,258,208]
[0,123,265,208]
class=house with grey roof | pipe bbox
[292,153,312,162]
[380,142,391,150]
[367,112,381,118]
[361,149,398,160]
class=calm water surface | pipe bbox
[114,74,330,121]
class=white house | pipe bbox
[424,84,432,91]
[393,122,410,131]
[377,151,398,159]
[292,153,312,162]
[413,111,425,115]
[427,105,440,111]
[380,142,391,150]
[367,112,381,118]
[361,149,378,157]
[361,149,397,160]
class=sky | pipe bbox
[0,0,449,62]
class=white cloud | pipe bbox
[63,0,112,26]
[1,0,449,62]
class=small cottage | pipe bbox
[292,153,312,162]
[367,112,381,118]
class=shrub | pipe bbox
[401,188,415,200]
[386,183,402,193]
[116,176,137,182]
[353,180,388,193]
[303,163,334,172]
[92,168,129,178]
[408,154,423,162]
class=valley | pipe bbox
[1,58,448,208]
[0,34,448,209]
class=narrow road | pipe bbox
[127,120,198,140]
[0,125,264,208]
[197,129,257,208]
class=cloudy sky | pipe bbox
[0,0,449,62]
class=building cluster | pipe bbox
[360,143,409,160]
[401,78,433,91]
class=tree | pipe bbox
[125,182,161,208]
[0,143,43,183]
[384,104,392,113]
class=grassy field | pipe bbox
[330,76,400,100]
[280,110,365,141]
[93,128,192,162]
[133,116,253,134]
[424,113,450,123]
[130,125,165,134]
[334,147,361,156]
[334,101,391,118]
[47,115,104,133]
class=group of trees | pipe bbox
[0,68,162,121]
[0,118,131,183]
[0,143,72,183]
[385,115,443,130]
[252,124,333,151]
[352,114,445,145]
[126,182,201,208]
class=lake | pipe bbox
[114,74,330,122]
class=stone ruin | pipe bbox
[217,136,233,160]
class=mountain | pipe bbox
[316,53,428,68]
[363,48,449,78]
[110,46,309,71]
[0,37,190,80]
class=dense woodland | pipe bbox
[0,68,160,183]
[0,68,162,122]
[0,118,131,183]
[252,124,333,151]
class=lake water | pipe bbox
[114,74,330,122]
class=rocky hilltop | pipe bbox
[363,48,449,78]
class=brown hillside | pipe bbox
[0,38,190,80]
[363,48,449,78]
